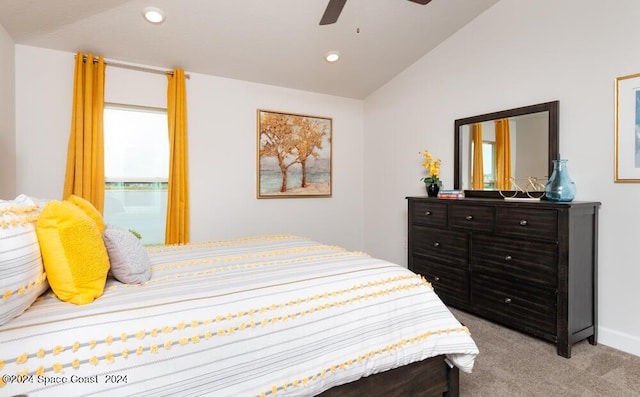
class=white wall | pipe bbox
[14,45,365,251]
[15,47,73,200]
[0,23,15,198]
[364,0,640,356]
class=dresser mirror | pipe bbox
[454,101,559,198]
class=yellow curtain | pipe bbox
[63,52,106,213]
[472,123,484,189]
[165,69,190,244]
[495,118,512,190]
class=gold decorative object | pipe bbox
[498,176,547,200]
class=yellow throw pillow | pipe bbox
[67,194,105,232]
[36,200,110,305]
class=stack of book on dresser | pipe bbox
[437,189,465,199]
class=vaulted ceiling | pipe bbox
[0,0,499,98]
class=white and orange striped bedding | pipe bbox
[0,235,478,396]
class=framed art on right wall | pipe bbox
[615,72,640,182]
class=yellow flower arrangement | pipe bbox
[420,149,442,187]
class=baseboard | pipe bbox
[598,326,640,358]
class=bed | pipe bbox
[1,197,478,397]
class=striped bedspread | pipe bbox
[0,235,478,396]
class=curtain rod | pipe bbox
[80,55,190,79]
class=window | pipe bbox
[103,104,168,245]
[482,141,495,189]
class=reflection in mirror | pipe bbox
[459,113,549,189]
[454,101,559,198]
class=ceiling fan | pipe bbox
[320,0,432,25]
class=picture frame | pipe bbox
[615,72,640,182]
[257,109,332,198]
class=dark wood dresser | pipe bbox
[406,197,600,358]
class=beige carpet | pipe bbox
[450,308,640,397]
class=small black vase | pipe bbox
[426,183,440,197]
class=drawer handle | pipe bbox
[504,297,512,304]
[425,211,432,216]
[465,215,474,221]
[433,242,441,248]
[433,276,440,282]
[519,220,528,226]
[504,255,512,261]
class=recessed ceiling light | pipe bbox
[142,6,165,24]
[325,51,340,63]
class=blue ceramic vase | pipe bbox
[545,159,576,202]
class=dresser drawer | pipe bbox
[410,200,447,227]
[411,225,468,268]
[449,205,494,232]
[410,257,469,308]
[496,207,558,241]
[472,272,557,336]
[472,234,558,287]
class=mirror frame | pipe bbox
[454,100,559,198]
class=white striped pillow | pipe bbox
[0,194,49,325]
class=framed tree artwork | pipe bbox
[257,109,332,198]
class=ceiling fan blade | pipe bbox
[408,0,432,4]
[320,0,347,25]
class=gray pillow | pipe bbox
[102,225,151,284]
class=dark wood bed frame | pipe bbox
[319,355,459,397]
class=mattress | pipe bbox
[0,235,478,396]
